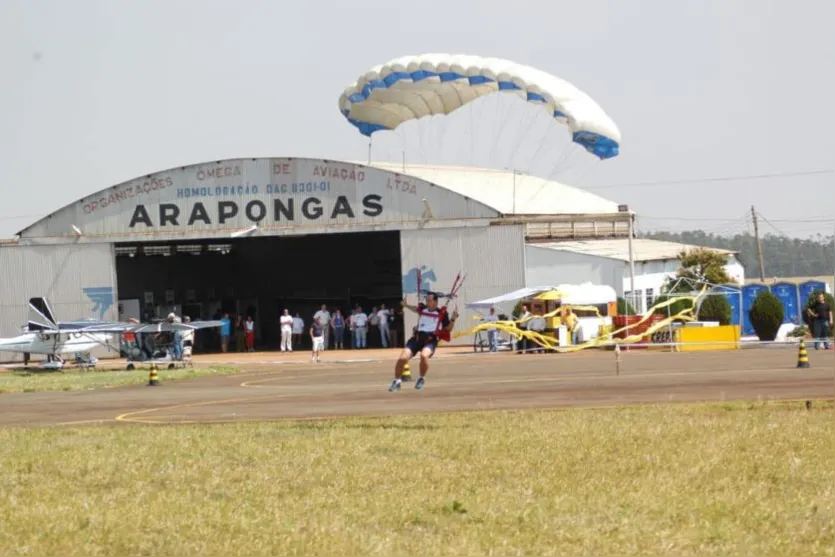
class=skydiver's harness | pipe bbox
[411,271,466,344]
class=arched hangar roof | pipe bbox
[16,157,620,241]
[362,162,619,215]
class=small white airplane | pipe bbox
[0,297,222,371]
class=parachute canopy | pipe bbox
[339,53,621,160]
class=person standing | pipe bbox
[483,307,499,352]
[219,313,231,353]
[313,305,331,349]
[563,306,580,345]
[377,304,391,348]
[310,319,324,363]
[181,316,195,360]
[808,293,833,350]
[353,306,368,348]
[331,309,346,349]
[234,315,246,352]
[516,304,532,354]
[244,315,255,352]
[279,309,294,352]
[292,313,304,349]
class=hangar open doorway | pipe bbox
[114,231,403,352]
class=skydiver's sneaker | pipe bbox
[415,377,424,391]
[388,379,401,392]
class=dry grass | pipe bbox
[2,401,835,556]
[0,366,239,393]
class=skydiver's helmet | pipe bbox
[167,312,176,323]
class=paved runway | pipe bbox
[1,347,833,427]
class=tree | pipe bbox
[617,297,636,315]
[749,290,784,341]
[663,247,733,291]
[655,248,735,320]
[697,295,732,325]
[641,229,834,278]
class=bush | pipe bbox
[697,295,732,325]
[748,290,784,341]
[617,297,636,315]
[652,294,695,321]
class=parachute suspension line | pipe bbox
[419,117,430,165]
[441,116,452,165]
[504,101,539,172]
[556,155,601,186]
[546,143,579,180]
[367,137,372,164]
[521,113,556,174]
[470,93,477,168]
[485,93,513,168]
[453,102,475,167]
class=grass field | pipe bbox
[0,366,239,393]
[2,401,835,556]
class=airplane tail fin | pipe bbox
[28,297,58,331]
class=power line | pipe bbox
[583,168,833,190]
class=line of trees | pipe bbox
[641,230,834,278]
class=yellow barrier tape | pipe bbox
[448,286,708,353]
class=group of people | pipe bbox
[276,304,401,354]
[216,314,255,353]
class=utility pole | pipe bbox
[627,211,636,311]
[751,205,766,281]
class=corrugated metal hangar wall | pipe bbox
[400,224,526,346]
[0,243,118,362]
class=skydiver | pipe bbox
[389,291,458,392]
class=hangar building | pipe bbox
[0,157,644,358]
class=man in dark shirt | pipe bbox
[808,293,833,350]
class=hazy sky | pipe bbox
[2,0,833,240]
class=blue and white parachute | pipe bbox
[339,53,621,160]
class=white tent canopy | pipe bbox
[466,286,556,309]
[467,284,617,310]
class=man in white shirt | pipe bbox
[483,307,499,352]
[279,309,294,352]
[377,304,391,348]
[517,304,532,354]
[292,313,304,348]
[353,307,368,348]
[313,305,331,350]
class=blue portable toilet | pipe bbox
[799,280,827,306]
[742,284,769,335]
[710,284,743,326]
[770,282,800,325]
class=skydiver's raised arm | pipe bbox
[401,299,420,314]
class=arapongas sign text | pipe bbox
[128,194,383,228]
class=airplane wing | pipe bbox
[71,320,223,334]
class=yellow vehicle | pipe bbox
[522,284,617,346]
[468,284,617,348]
